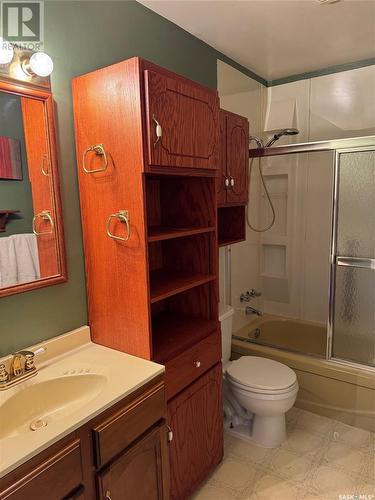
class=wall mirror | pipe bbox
[0,78,66,297]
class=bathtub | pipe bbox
[231,315,375,432]
[234,314,327,357]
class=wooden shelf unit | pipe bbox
[73,57,222,500]
[217,109,249,246]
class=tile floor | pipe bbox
[193,408,375,500]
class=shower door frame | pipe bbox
[327,144,375,371]
[245,135,375,370]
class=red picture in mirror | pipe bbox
[0,136,22,180]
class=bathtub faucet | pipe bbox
[245,306,263,317]
[240,289,262,302]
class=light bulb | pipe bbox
[0,38,14,65]
[29,52,54,77]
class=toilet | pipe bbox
[219,304,299,448]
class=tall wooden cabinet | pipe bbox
[217,109,249,246]
[73,57,223,499]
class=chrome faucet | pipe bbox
[240,289,262,302]
[246,306,263,317]
[0,347,46,390]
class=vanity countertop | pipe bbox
[0,326,164,478]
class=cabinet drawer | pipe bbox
[165,330,221,400]
[93,382,165,468]
[0,439,83,500]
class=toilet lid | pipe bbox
[226,356,297,391]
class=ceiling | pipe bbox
[139,0,375,81]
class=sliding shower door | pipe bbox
[331,147,375,367]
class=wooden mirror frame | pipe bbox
[0,77,67,298]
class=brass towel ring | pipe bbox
[32,210,54,236]
[106,210,130,242]
[82,144,108,174]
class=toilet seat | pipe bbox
[226,356,297,395]
[229,377,299,397]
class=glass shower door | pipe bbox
[331,148,375,367]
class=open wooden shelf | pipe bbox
[150,270,216,304]
[218,205,246,246]
[148,226,215,243]
[152,312,217,363]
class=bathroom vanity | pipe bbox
[0,329,168,499]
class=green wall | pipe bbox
[0,1,231,355]
[0,93,34,237]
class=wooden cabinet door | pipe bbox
[225,112,249,205]
[144,70,219,170]
[97,423,169,500]
[168,363,223,500]
[217,110,228,205]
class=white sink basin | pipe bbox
[0,374,106,440]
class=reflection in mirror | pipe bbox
[0,86,65,295]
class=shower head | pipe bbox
[266,128,300,147]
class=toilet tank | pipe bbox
[219,304,235,364]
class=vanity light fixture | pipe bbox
[22,51,54,78]
[0,38,14,65]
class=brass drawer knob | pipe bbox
[194,360,201,368]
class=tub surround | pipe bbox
[0,326,164,479]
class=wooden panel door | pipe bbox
[21,97,59,278]
[97,423,169,500]
[168,363,223,500]
[72,58,152,359]
[226,111,249,205]
[144,70,219,170]
[217,110,228,205]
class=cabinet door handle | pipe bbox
[105,490,112,500]
[106,210,130,242]
[152,115,162,148]
[194,360,201,368]
[224,177,229,188]
[82,144,108,174]
[229,176,235,187]
[167,425,173,442]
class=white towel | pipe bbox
[0,233,40,287]
[0,236,18,287]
